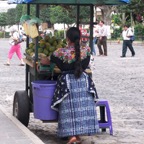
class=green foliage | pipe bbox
[118,0,144,24]
[111,14,121,26]
[134,24,144,40]
[0,32,10,38]
[15,5,23,23]
[0,4,90,27]
[49,5,90,25]
[49,6,74,24]
[40,6,51,22]
[6,8,17,25]
[0,5,27,26]
[78,6,90,23]
[5,32,10,38]
[54,30,64,39]
[21,5,36,17]
[30,5,36,17]
[21,5,27,15]
[0,12,7,26]
[39,6,53,28]
[0,32,4,38]
[111,28,122,39]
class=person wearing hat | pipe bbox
[5,26,25,66]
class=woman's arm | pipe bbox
[40,57,50,65]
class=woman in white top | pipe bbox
[5,26,25,66]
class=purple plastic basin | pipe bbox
[31,80,58,120]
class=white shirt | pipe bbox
[122,28,134,40]
[9,31,20,45]
[98,24,107,37]
[13,31,20,39]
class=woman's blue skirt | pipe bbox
[57,73,99,137]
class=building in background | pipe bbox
[0,1,16,12]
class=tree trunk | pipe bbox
[121,13,126,26]
[100,6,116,25]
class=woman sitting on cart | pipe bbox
[43,27,99,144]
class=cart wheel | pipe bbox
[13,91,30,127]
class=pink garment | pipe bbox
[8,44,23,60]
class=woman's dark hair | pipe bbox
[66,27,83,78]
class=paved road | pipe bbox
[0,39,144,144]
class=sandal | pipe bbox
[67,136,81,144]
[67,137,77,144]
[4,63,10,66]
[76,136,81,143]
[19,64,25,66]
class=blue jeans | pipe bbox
[92,37,97,55]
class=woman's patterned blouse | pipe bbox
[53,46,91,64]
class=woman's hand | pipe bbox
[40,57,50,65]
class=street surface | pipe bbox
[0,39,144,144]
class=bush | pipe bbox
[5,32,10,38]
[0,31,10,38]
[134,24,144,41]
[0,32,4,38]
[111,28,122,40]
[54,30,64,39]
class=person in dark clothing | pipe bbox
[121,25,135,57]
[41,27,99,144]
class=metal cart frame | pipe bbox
[12,0,129,129]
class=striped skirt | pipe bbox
[57,73,99,137]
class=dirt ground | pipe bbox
[0,39,144,144]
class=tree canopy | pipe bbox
[0,12,7,27]
[0,0,144,28]
[117,0,144,24]
[47,5,91,26]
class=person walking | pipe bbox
[92,25,100,56]
[97,20,108,56]
[5,27,25,66]
[91,25,100,61]
[19,27,26,41]
[121,25,135,57]
[41,27,99,144]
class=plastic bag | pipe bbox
[29,24,39,38]
[130,36,135,42]
[23,22,29,36]
[20,15,31,24]
[29,18,42,25]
